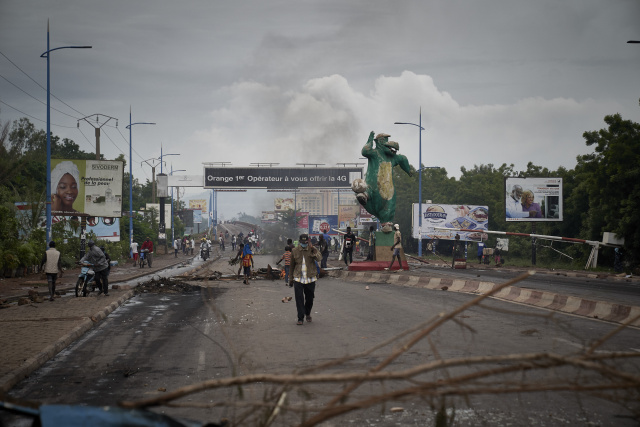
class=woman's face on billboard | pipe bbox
[55,173,78,209]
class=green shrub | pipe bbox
[16,243,35,267]
[3,252,20,270]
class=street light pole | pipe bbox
[395,109,426,256]
[41,21,91,244]
[170,166,186,244]
[126,109,155,252]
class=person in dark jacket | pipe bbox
[289,234,322,325]
[80,240,110,295]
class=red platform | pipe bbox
[346,261,409,271]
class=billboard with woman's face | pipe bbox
[504,177,562,222]
[51,159,123,217]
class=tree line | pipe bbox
[0,115,186,272]
[1,112,638,273]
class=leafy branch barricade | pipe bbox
[119,272,640,426]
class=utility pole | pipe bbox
[141,157,162,203]
[77,114,118,160]
[77,114,117,256]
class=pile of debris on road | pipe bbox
[135,277,201,294]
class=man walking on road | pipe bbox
[290,234,322,325]
[40,241,63,301]
[342,226,356,266]
[141,237,154,267]
[130,240,139,265]
[385,224,405,271]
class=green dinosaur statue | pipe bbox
[352,131,412,228]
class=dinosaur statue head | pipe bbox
[374,133,400,157]
[382,140,400,155]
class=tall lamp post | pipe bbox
[170,166,186,244]
[41,22,91,243]
[395,108,425,257]
[126,109,155,251]
[155,147,179,254]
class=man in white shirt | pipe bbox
[506,185,537,219]
[130,241,139,265]
[174,238,180,257]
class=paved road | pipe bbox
[4,255,639,426]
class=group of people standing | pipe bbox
[173,236,195,257]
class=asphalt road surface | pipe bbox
[4,255,640,426]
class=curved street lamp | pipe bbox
[395,108,426,256]
[170,166,186,243]
[126,109,155,251]
[40,22,91,243]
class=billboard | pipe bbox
[296,211,309,229]
[145,203,172,228]
[308,215,339,235]
[274,197,295,211]
[505,177,562,222]
[51,159,123,217]
[203,167,362,189]
[86,217,120,242]
[15,203,120,241]
[412,203,489,242]
[338,205,359,229]
[262,211,278,223]
[189,199,207,213]
[193,209,203,224]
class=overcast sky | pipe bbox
[1,0,639,219]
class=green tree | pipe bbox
[576,113,640,266]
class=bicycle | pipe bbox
[75,262,97,297]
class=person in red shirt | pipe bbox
[141,237,154,267]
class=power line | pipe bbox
[0,49,86,118]
[0,99,76,128]
[0,73,80,120]
[75,126,95,149]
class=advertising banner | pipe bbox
[15,203,121,241]
[189,199,207,213]
[308,215,339,235]
[412,203,489,242]
[505,177,562,222]
[178,209,194,228]
[51,159,123,217]
[296,211,309,229]
[193,209,203,224]
[145,203,172,228]
[338,205,359,229]
[203,167,362,189]
[261,211,278,223]
[86,217,120,242]
[274,197,295,211]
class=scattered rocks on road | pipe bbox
[135,277,201,294]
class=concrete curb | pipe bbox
[328,270,640,328]
[0,290,135,394]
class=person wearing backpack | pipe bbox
[241,243,254,285]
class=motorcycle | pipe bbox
[75,262,97,297]
[200,244,210,261]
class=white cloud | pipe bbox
[192,70,613,185]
